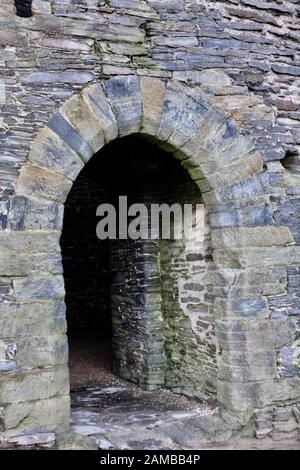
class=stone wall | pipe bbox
[0,0,299,443]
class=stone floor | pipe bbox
[70,380,300,450]
[1,339,299,450]
[67,339,300,450]
[70,380,216,450]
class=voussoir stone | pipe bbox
[167,87,210,150]
[81,83,118,144]
[154,82,185,143]
[104,75,143,137]
[48,113,93,162]
[28,127,85,181]
[60,94,106,154]
[140,76,166,137]
[16,163,73,203]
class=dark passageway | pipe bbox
[61,136,204,391]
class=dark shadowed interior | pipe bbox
[60,136,202,390]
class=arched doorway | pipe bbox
[61,135,217,398]
[2,75,280,441]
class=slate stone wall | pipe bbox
[0,0,299,443]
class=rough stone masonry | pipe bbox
[0,0,299,447]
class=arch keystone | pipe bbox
[140,77,166,137]
[81,83,118,144]
[103,76,143,137]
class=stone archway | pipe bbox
[0,75,294,439]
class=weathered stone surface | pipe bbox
[7,432,56,448]
[216,318,295,351]
[218,378,300,412]
[0,366,69,405]
[13,276,65,302]
[60,94,106,154]
[0,0,300,444]
[213,246,300,269]
[4,396,70,435]
[23,71,95,85]
[104,76,142,136]
[8,196,64,231]
[140,77,166,136]
[17,163,73,203]
[218,349,277,382]
[15,334,68,369]
[56,432,98,450]
[167,88,210,150]
[0,231,61,253]
[29,127,85,181]
[0,301,67,339]
[211,226,294,248]
[277,341,300,378]
[0,252,62,276]
[82,83,118,144]
[215,297,270,320]
[48,113,93,163]
[155,82,185,143]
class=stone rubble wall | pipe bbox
[0,0,299,442]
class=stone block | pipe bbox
[15,334,68,369]
[215,297,270,320]
[277,341,300,378]
[29,127,85,181]
[140,77,166,136]
[13,276,65,302]
[0,301,67,339]
[82,83,118,143]
[0,231,61,253]
[48,113,93,163]
[192,151,263,190]
[218,377,300,411]
[213,246,300,269]
[23,71,95,85]
[209,203,273,229]
[216,318,296,351]
[211,226,294,249]
[0,252,62,276]
[219,345,277,380]
[203,172,269,208]
[4,395,70,435]
[8,196,64,231]
[168,88,210,151]
[0,366,69,405]
[16,163,73,203]
[104,76,143,136]
[155,82,186,143]
[60,94,106,154]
